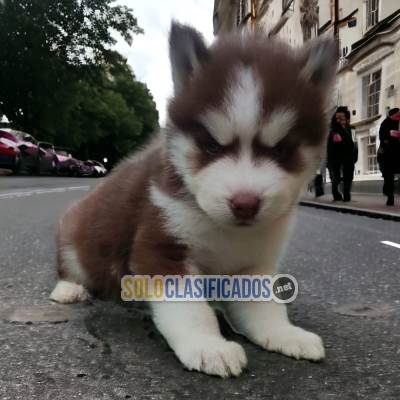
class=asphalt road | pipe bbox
[0,176,400,399]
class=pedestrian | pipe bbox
[326,107,358,202]
[377,107,400,206]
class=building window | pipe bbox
[362,69,381,119]
[366,0,379,29]
[283,0,294,12]
[367,136,378,173]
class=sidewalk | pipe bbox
[301,189,400,221]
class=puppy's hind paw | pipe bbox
[175,335,247,378]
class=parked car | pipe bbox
[77,161,95,177]
[7,130,42,173]
[53,148,93,177]
[0,129,57,175]
[53,148,79,176]
[85,160,107,177]
[35,142,59,175]
[0,131,22,173]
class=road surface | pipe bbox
[0,176,400,399]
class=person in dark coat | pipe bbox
[326,107,357,202]
[378,108,400,206]
[345,110,358,165]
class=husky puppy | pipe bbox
[50,21,337,378]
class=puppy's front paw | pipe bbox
[175,335,247,378]
[49,280,90,304]
[264,326,325,361]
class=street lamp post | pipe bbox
[334,0,339,39]
[333,0,342,77]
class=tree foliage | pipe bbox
[64,53,159,165]
[0,0,159,167]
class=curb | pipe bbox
[299,200,400,222]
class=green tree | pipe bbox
[108,51,159,146]
[55,53,159,166]
[0,0,159,167]
[0,0,142,136]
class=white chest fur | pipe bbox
[150,185,295,275]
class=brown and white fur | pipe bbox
[50,21,338,378]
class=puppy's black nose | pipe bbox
[230,194,260,219]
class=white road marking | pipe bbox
[0,186,90,199]
[381,241,400,250]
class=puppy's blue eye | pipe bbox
[205,142,221,154]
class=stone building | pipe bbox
[321,1,400,190]
[213,0,310,46]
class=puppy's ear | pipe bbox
[169,20,209,95]
[297,35,338,91]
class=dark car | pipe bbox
[7,129,41,173]
[77,161,95,177]
[53,149,93,177]
[53,148,79,176]
[35,142,59,175]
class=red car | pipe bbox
[0,129,58,175]
[0,139,22,173]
